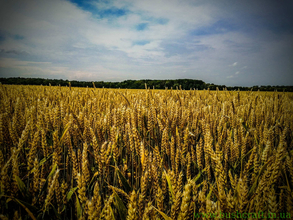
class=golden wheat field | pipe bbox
[0,84,293,220]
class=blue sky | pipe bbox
[0,0,292,86]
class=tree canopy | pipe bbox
[0,77,292,92]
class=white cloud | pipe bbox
[0,0,220,64]
[229,62,238,67]
[123,0,217,26]
[0,58,51,68]
[0,0,292,86]
[0,57,122,81]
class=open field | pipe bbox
[0,85,293,219]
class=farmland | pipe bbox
[0,84,293,219]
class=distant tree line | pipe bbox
[0,77,292,92]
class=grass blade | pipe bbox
[164,170,174,201]
[15,175,29,198]
[113,191,127,220]
[67,187,78,202]
[152,206,173,220]
[116,167,132,193]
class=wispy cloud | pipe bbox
[0,49,28,55]
[229,62,238,67]
[0,58,51,68]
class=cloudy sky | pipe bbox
[0,0,292,86]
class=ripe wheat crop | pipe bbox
[0,84,292,219]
